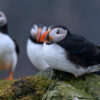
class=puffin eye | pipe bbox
[56,30,60,34]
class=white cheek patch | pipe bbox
[0,17,7,26]
[53,32,67,42]
[50,28,68,42]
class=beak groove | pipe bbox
[40,30,49,42]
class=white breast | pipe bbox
[27,39,49,71]
[0,32,17,70]
[42,43,87,77]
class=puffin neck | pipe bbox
[62,30,71,40]
[0,24,8,34]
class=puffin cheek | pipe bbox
[53,35,62,42]
[0,17,5,24]
[59,34,66,40]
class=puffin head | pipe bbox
[30,24,47,42]
[0,11,7,27]
[40,25,69,43]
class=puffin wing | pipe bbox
[97,46,100,49]
[58,34,97,55]
[12,38,20,55]
[58,33,100,67]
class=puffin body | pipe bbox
[40,25,100,77]
[27,24,49,71]
[27,39,49,70]
[42,43,88,76]
[0,32,17,71]
[0,11,19,80]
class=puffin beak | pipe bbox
[37,28,42,42]
[40,30,49,42]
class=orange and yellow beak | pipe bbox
[40,30,50,42]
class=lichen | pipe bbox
[0,69,100,100]
[69,74,100,98]
[42,82,91,100]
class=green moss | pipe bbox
[16,95,33,100]
[0,69,100,100]
[42,82,91,100]
[40,69,100,100]
[0,80,15,96]
[0,75,53,100]
[68,74,100,97]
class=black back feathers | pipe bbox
[12,39,20,55]
[57,33,100,67]
[0,24,8,34]
[50,25,67,30]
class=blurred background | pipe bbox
[0,0,100,79]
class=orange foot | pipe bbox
[5,77,13,80]
[5,70,14,80]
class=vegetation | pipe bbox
[0,69,100,100]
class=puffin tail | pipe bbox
[87,64,100,73]
[96,52,100,63]
[96,46,100,49]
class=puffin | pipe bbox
[0,11,19,80]
[27,24,49,71]
[40,25,100,77]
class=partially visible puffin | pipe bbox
[27,24,49,71]
[40,25,100,77]
[0,11,19,80]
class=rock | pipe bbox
[40,69,100,100]
[42,82,90,100]
[0,69,100,100]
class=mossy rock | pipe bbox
[0,80,15,96]
[0,69,100,100]
[42,82,91,100]
[40,69,100,100]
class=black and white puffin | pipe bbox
[27,24,49,71]
[0,11,19,80]
[40,25,100,77]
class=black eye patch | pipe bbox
[50,25,67,30]
[57,30,60,34]
[56,30,62,34]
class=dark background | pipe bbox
[0,0,100,79]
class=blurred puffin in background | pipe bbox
[27,24,49,71]
[0,11,19,80]
[40,25,100,77]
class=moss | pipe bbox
[0,69,100,100]
[40,69,100,100]
[0,75,53,100]
[42,82,91,100]
[0,80,15,96]
[69,74,100,98]
[16,95,33,100]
